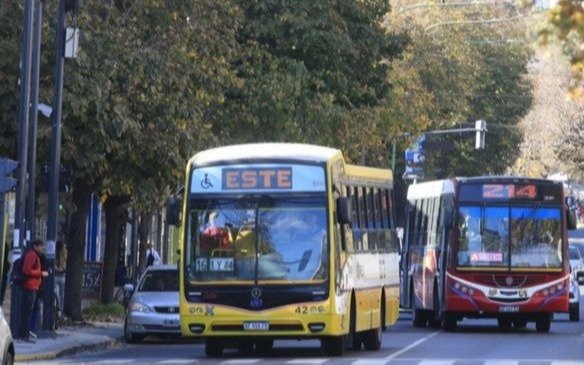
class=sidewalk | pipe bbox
[14,322,123,362]
[3,285,124,362]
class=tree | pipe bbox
[212,0,407,165]
[59,0,243,312]
[542,0,584,101]
[386,1,533,179]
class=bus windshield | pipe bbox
[185,195,328,283]
[456,205,562,269]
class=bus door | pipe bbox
[436,196,453,310]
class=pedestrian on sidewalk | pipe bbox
[29,249,47,338]
[19,239,48,342]
[146,243,161,267]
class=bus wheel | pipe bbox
[497,318,512,330]
[363,325,382,351]
[237,340,254,354]
[513,319,527,328]
[205,339,224,357]
[442,312,457,332]
[255,339,274,354]
[411,292,427,327]
[429,287,442,329]
[535,314,551,333]
[322,336,344,356]
[569,305,580,322]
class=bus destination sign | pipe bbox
[223,168,292,190]
[482,184,536,199]
[190,163,326,193]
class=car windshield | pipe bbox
[185,195,328,283]
[138,270,178,292]
[456,205,563,269]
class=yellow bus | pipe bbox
[168,143,400,357]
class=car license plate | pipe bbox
[499,305,519,313]
[163,319,179,327]
[243,321,269,331]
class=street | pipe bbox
[25,223,584,364]
[25,308,584,364]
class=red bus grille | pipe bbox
[470,274,547,288]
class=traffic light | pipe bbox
[0,157,18,193]
[475,120,487,149]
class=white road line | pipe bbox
[418,361,455,365]
[384,331,439,361]
[287,360,329,364]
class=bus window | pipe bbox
[457,206,482,265]
[510,207,562,268]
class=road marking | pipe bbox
[287,360,329,364]
[384,331,439,361]
[418,361,455,365]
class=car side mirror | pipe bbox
[166,196,181,226]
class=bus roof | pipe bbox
[190,143,341,166]
[407,179,455,200]
[345,164,393,183]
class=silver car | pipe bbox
[124,264,180,343]
[0,306,15,365]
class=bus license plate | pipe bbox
[243,321,269,331]
[499,305,519,313]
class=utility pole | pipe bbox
[44,0,66,331]
[26,0,44,240]
[11,0,35,337]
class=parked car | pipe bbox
[124,264,180,343]
[570,266,581,322]
[0,306,15,365]
[568,246,584,284]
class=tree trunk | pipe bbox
[137,210,153,276]
[101,195,129,304]
[64,180,92,321]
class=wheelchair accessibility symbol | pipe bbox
[201,173,213,189]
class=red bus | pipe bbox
[399,176,578,332]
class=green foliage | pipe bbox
[212,0,406,163]
[387,1,533,179]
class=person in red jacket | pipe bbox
[19,239,48,342]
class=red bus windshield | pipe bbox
[456,205,562,269]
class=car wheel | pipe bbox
[124,318,145,344]
[570,304,580,322]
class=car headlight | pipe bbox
[128,301,153,313]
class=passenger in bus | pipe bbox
[200,211,232,256]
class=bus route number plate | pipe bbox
[243,321,269,331]
[499,305,519,313]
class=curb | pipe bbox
[15,335,124,362]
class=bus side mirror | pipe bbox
[567,209,578,230]
[166,197,181,226]
[336,197,352,225]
